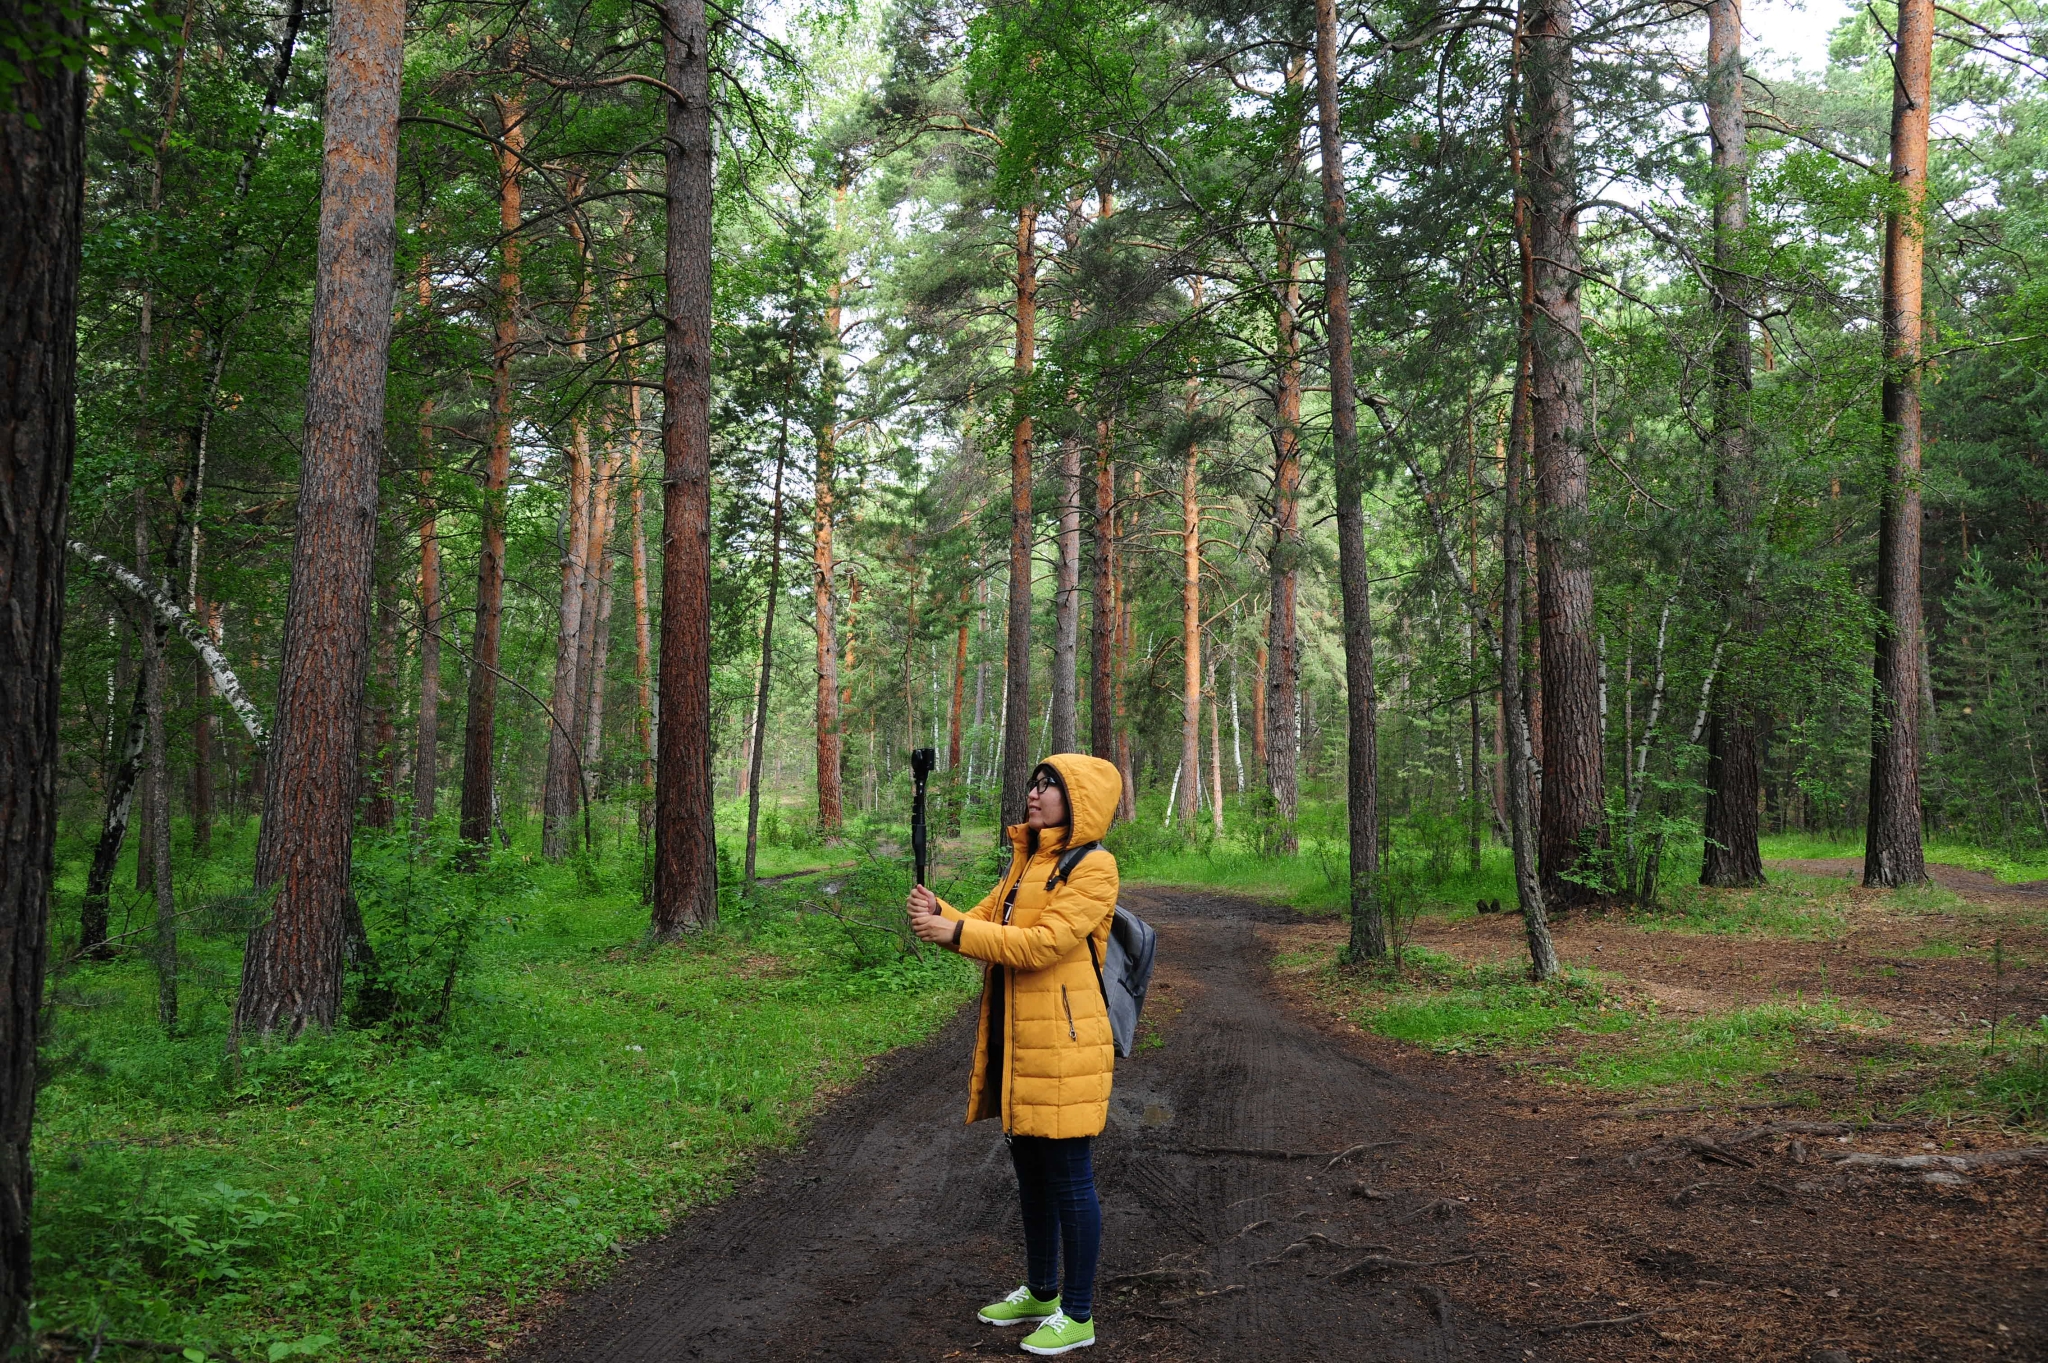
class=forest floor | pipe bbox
[491,875,2048,1363]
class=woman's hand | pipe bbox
[906,885,954,946]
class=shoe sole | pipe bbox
[977,1312,1053,1327]
[1021,1337,1095,1355]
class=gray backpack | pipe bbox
[1046,841,1157,1058]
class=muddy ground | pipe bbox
[503,880,2046,1363]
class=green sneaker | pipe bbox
[977,1284,1061,1327]
[1020,1310,1095,1355]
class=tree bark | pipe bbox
[1699,0,1765,889]
[0,22,80,1339]
[1507,11,1560,976]
[1001,203,1039,829]
[191,600,214,857]
[1267,235,1303,849]
[1864,0,1933,889]
[1316,0,1385,962]
[1052,430,1081,755]
[743,437,786,894]
[1179,398,1203,832]
[580,454,620,780]
[1525,0,1605,908]
[813,347,845,833]
[235,0,403,1038]
[625,331,656,838]
[458,91,524,858]
[83,675,147,955]
[651,0,720,935]
[1206,652,1225,836]
[145,597,176,1032]
[1089,417,1117,761]
[413,380,441,830]
[544,188,597,859]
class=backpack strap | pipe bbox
[1045,840,1102,893]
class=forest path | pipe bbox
[506,888,1538,1362]
[1767,857,2048,900]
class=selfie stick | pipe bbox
[910,748,937,888]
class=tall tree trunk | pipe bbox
[1051,432,1081,754]
[134,499,158,896]
[813,372,844,829]
[1113,485,1136,821]
[362,567,398,829]
[413,379,441,829]
[1316,0,1384,961]
[625,332,656,838]
[1266,239,1303,849]
[458,91,524,858]
[1506,12,1560,976]
[1865,0,1933,889]
[1001,203,1039,830]
[144,598,176,1032]
[0,22,81,1338]
[1699,0,1765,889]
[1179,406,1203,831]
[1525,0,1604,908]
[581,458,620,780]
[1467,434,1484,873]
[235,0,404,1038]
[743,438,786,895]
[1206,652,1225,836]
[191,602,214,856]
[651,0,719,935]
[1089,417,1117,760]
[1252,635,1268,771]
[83,675,147,954]
[542,196,595,860]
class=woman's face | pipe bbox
[1026,773,1068,831]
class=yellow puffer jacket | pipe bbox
[936,753,1122,1139]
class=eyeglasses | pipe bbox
[1028,773,1057,794]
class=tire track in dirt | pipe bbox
[508,888,1537,1362]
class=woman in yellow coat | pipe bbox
[908,752,1122,1356]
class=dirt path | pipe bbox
[506,888,2047,1362]
[507,889,1534,1361]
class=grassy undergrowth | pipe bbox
[38,805,978,1362]
[1759,831,2048,884]
[1276,940,2046,1127]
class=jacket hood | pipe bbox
[1041,752,1122,846]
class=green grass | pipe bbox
[1634,872,1857,940]
[36,812,977,1362]
[1759,832,2048,884]
[1570,1001,1880,1094]
[1352,950,1640,1055]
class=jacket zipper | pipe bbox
[1062,985,1076,1040]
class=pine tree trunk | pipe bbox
[1699,0,1765,889]
[1051,432,1081,755]
[580,460,620,780]
[813,371,844,832]
[235,0,404,1038]
[1206,653,1225,836]
[459,91,523,858]
[743,442,785,894]
[1179,424,1203,831]
[1316,0,1384,961]
[651,0,720,935]
[413,385,441,829]
[1267,234,1302,849]
[1503,323,1559,977]
[543,209,595,860]
[362,569,398,829]
[1089,418,1117,760]
[1865,0,1933,888]
[0,28,81,1338]
[1001,203,1039,830]
[625,333,655,838]
[1525,0,1605,908]
[1252,635,1268,772]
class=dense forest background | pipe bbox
[16,0,2048,1350]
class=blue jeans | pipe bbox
[1009,1134,1101,1321]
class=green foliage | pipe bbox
[34,820,976,1360]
